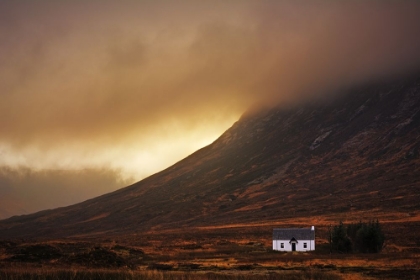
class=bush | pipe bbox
[331,221,352,253]
[331,220,384,253]
[147,262,173,271]
[347,220,385,253]
[66,247,126,268]
[8,244,62,262]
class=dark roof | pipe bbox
[273,228,315,240]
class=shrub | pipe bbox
[347,220,384,253]
[331,221,352,253]
[8,244,62,262]
[65,247,126,268]
[331,220,385,253]
[147,262,173,271]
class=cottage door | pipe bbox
[292,243,296,251]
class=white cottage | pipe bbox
[272,226,315,252]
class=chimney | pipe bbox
[311,226,315,231]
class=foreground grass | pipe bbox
[0,269,342,280]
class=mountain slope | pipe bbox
[1,75,420,238]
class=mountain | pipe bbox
[0,74,420,239]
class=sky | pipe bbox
[1,0,420,219]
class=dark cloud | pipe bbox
[249,0,420,103]
[2,1,420,145]
[0,167,128,219]
[1,0,420,217]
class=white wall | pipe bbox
[273,240,315,252]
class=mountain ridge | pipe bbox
[1,73,420,239]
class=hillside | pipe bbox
[0,74,419,239]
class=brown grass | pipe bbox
[1,218,419,279]
[0,268,343,280]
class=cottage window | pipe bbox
[303,243,307,248]
[281,243,284,248]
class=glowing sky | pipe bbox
[1,0,420,218]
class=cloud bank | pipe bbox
[1,0,420,217]
[0,167,129,219]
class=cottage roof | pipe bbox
[273,228,315,240]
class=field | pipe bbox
[1,220,419,280]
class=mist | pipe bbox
[0,167,130,219]
[1,0,420,218]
